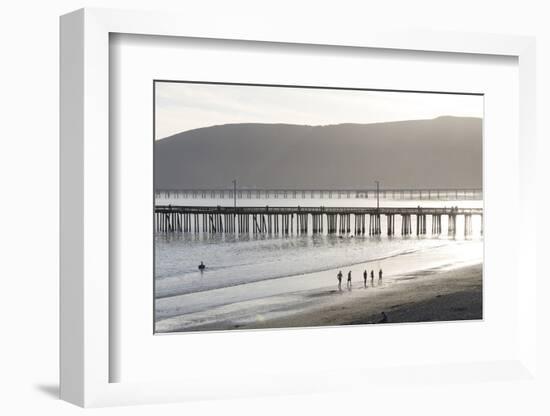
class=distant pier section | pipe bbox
[155,205,483,237]
[155,188,483,201]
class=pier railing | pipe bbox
[155,205,483,237]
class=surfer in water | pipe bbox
[198,261,206,271]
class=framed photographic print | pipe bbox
[153,81,484,334]
[60,8,538,407]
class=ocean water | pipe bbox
[154,197,483,315]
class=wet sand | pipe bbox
[240,263,482,329]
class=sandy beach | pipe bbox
[156,254,482,333]
[244,263,482,330]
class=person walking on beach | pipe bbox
[363,270,368,287]
[337,270,343,290]
[347,270,352,288]
[379,269,383,281]
[370,270,374,285]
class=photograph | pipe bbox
[153,81,484,333]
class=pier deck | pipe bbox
[155,205,482,215]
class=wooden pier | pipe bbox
[156,188,482,201]
[155,205,483,237]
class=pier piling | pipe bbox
[155,206,482,239]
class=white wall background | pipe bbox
[0,0,548,415]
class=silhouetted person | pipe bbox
[337,270,343,290]
[370,270,374,284]
[347,270,352,288]
[363,270,368,287]
[198,261,206,271]
[379,269,383,280]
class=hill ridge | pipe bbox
[154,117,482,189]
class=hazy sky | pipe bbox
[155,82,483,140]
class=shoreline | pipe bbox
[156,261,482,333]
[155,241,453,300]
[156,240,482,323]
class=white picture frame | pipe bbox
[60,8,537,407]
